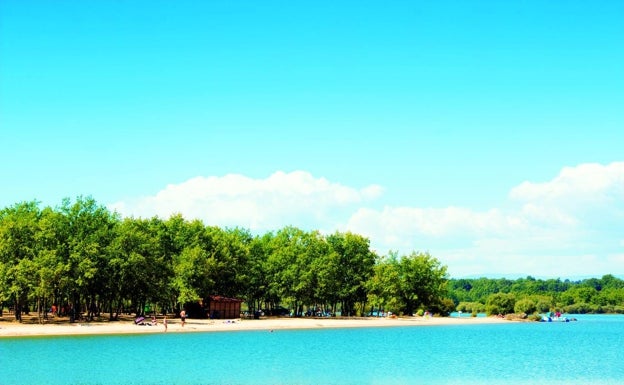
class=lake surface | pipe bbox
[1,314,623,385]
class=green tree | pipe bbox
[313,235,340,314]
[559,286,597,306]
[485,293,516,315]
[34,207,71,321]
[514,298,537,314]
[209,227,251,298]
[0,201,42,321]
[59,196,119,321]
[326,232,376,316]
[367,253,401,314]
[295,231,326,312]
[599,274,624,290]
[395,252,448,316]
[243,234,271,313]
[265,226,307,312]
[107,217,164,319]
[172,245,217,305]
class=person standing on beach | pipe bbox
[180,310,186,327]
[163,316,167,332]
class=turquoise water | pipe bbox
[2,314,623,385]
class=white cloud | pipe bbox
[109,170,383,232]
[510,162,624,207]
[346,162,624,278]
[109,162,624,278]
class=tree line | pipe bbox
[448,275,624,316]
[0,197,451,323]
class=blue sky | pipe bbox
[1,1,623,278]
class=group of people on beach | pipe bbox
[135,309,187,332]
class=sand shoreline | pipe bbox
[0,315,508,337]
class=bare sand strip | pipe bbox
[0,316,507,338]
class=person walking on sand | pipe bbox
[163,316,167,332]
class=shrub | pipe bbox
[432,298,457,316]
[563,302,599,314]
[535,299,553,313]
[486,293,516,316]
[514,298,537,315]
[456,302,471,312]
[457,301,485,313]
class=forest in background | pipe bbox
[448,274,624,316]
[1,197,622,323]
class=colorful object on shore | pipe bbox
[540,312,578,323]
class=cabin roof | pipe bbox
[208,295,244,303]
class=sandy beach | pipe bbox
[0,315,508,337]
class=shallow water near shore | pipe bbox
[2,314,623,385]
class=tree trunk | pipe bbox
[89,296,97,321]
[37,297,43,324]
[15,302,22,322]
[108,296,115,321]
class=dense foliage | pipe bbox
[0,198,451,322]
[3,198,621,323]
[448,275,624,315]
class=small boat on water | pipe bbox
[541,312,578,322]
